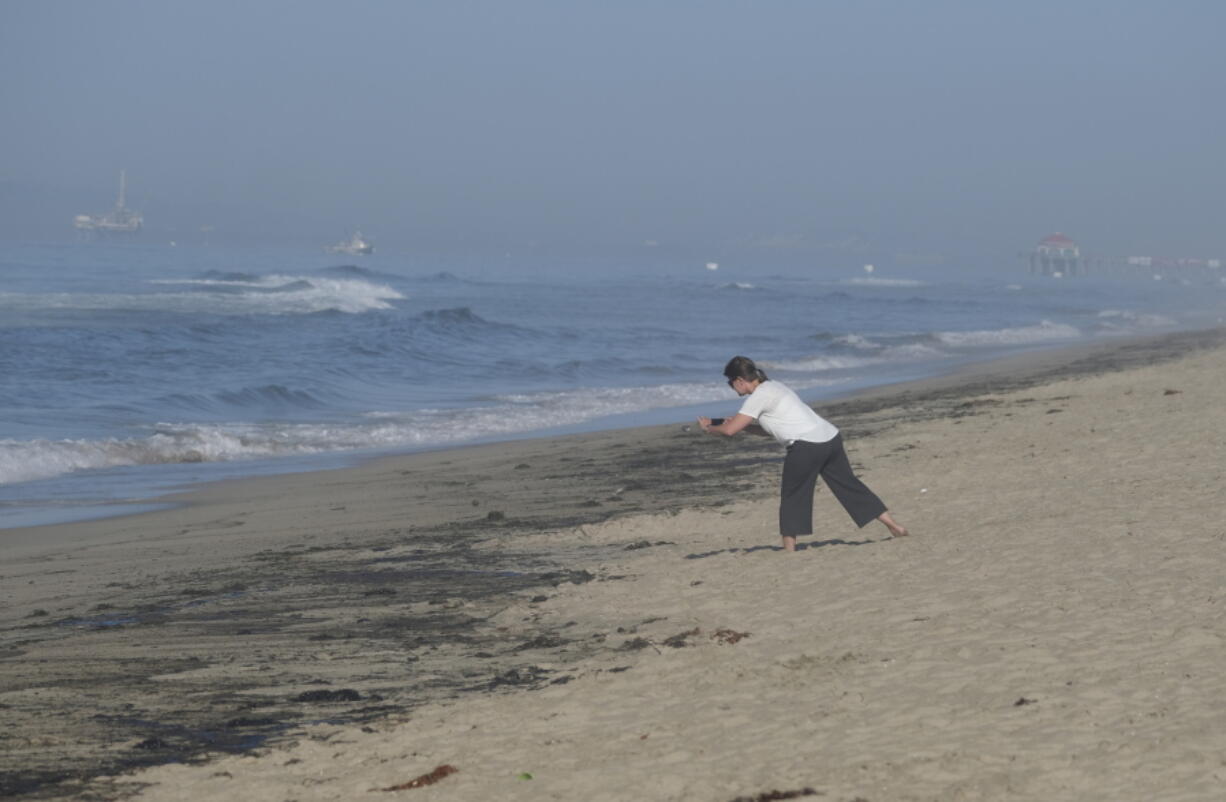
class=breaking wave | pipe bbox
[932,320,1081,347]
[0,274,403,317]
[145,274,405,314]
[1,379,813,486]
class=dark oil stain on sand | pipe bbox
[0,425,772,800]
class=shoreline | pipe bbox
[5,327,1217,539]
[3,326,1226,800]
[0,329,1194,555]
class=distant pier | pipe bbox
[1023,233,1222,280]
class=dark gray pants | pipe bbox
[779,434,887,536]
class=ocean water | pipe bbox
[2,241,1223,529]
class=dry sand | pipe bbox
[4,329,1226,801]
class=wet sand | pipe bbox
[3,328,1226,801]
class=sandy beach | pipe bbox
[4,328,1226,801]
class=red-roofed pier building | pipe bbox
[1030,233,1083,276]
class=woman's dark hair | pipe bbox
[723,355,768,383]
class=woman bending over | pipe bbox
[699,355,908,552]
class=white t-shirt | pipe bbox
[737,380,839,446]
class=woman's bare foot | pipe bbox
[878,511,909,538]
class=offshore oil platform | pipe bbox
[74,170,143,236]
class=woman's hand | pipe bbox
[699,413,754,437]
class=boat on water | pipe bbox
[74,170,143,236]
[326,231,374,255]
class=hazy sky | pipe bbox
[2,1,1224,266]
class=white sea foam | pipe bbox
[765,337,945,372]
[762,354,878,372]
[149,274,405,313]
[3,379,856,486]
[880,342,947,360]
[0,436,186,486]
[2,275,403,317]
[465,378,847,433]
[832,334,878,350]
[933,320,1081,348]
[0,424,394,486]
[1097,309,1177,329]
